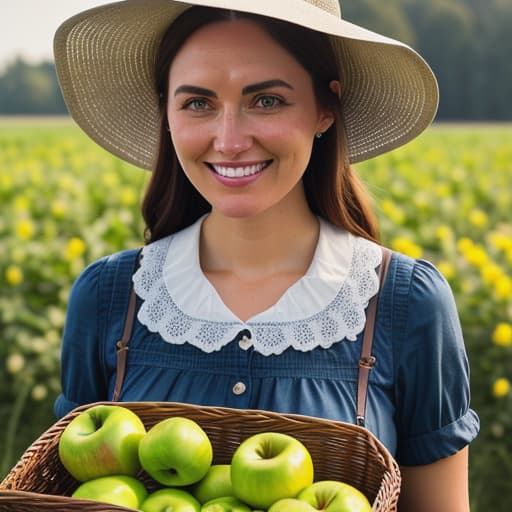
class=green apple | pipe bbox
[191,464,233,504]
[297,480,371,512]
[138,416,213,486]
[58,404,146,481]
[72,475,147,508]
[201,496,252,511]
[230,432,314,509]
[141,488,201,512]
[268,498,316,511]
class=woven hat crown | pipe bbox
[304,0,341,17]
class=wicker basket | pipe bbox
[0,401,401,511]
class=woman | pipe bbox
[53,1,479,510]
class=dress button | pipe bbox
[232,381,246,395]
[238,335,253,350]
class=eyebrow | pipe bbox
[242,79,294,95]
[174,85,217,98]
[173,79,294,98]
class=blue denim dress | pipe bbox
[54,243,479,466]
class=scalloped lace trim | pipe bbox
[133,229,382,356]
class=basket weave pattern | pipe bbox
[0,401,401,511]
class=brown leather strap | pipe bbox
[112,251,142,401]
[356,247,392,426]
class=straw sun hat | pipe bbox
[54,0,439,169]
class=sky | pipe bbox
[0,1,110,70]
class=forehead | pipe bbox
[168,18,307,82]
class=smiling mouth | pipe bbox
[207,160,272,178]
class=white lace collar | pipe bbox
[133,216,382,356]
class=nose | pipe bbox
[212,109,252,155]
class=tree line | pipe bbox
[0,0,511,120]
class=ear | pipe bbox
[317,111,335,134]
[329,80,342,99]
[316,80,342,134]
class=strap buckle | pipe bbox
[358,355,376,369]
[116,340,129,352]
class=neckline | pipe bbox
[132,218,383,356]
[162,215,355,324]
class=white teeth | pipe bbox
[211,163,267,178]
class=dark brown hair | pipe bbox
[142,6,379,243]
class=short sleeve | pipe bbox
[54,257,109,418]
[393,258,479,465]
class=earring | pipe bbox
[315,132,324,139]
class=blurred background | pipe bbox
[1,0,512,119]
[1,1,511,510]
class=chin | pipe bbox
[212,202,268,220]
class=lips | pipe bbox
[207,160,272,178]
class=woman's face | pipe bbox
[166,18,334,220]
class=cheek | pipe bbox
[168,119,209,162]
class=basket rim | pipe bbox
[1,400,401,510]
[0,489,136,511]
[81,400,398,465]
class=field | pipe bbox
[0,118,511,510]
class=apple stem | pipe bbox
[89,411,104,430]
[256,439,275,460]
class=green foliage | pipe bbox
[0,119,148,475]
[342,0,512,120]
[1,120,512,511]
[0,59,66,114]
[356,124,512,512]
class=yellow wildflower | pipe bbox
[457,237,474,254]
[493,323,512,347]
[6,353,25,374]
[5,265,23,286]
[434,183,451,198]
[0,174,13,191]
[435,225,453,241]
[413,194,430,210]
[119,186,138,206]
[15,218,35,240]
[45,329,61,346]
[65,237,86,261]
[463,245,489,267]
[468,209,488,228]
[480,263,504,286]
[48,306,66,328]
[102,172,120,187]
[437,261,456,281]
[13,196,30,213]
[381,199,405,225]
[488,232,512,252]
[391,237,423,259]
[493,378,510,398]
[31,384,48,402]
[51,199,68,219]
[495,276,512,301]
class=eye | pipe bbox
[182,98,212,111]
[254,95,285,109]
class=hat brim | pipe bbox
[54,0,439,169]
